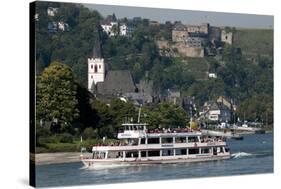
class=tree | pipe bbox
[142,103,188,129]
[36,62,79,129]
[236,95,273,125]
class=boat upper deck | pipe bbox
[118,123,202,139]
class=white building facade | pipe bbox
[101,22,118,36]
[47,7,58,17]
[119,24,133,37]
[88,58,105,91]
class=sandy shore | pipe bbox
[34,152,92,165]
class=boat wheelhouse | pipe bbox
[81,122,231,168]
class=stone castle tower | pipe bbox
[88,37,105,91]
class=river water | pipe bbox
[36,133,273,187]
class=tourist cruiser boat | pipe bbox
[81,122,231,168]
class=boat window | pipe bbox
[141,151,147,157]
[188,136,199,143]
[148,150,160,157]
[201,148,210,154]
[188,148,199,154]
[175,137,186,143]
[140,138,146,144]
[93,152,97,159]
[176,148,187,155]
[125,151,138,158]
[225,148,230,152]
[218,147,224,153]
[162,149,174,156]
[148,138,160,144]
[107,151,120,159]
[94,151,106,159]
[162,137,173,143]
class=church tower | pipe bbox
[88,37,105,92]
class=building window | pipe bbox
[91,75,93,79]
[94,65,98,73]
[91,64,93,69]
[99,65,101,69]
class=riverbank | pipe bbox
[33,152,92,165]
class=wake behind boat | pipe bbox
[81,122,231,168]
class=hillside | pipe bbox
[233,29,273,58]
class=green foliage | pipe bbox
[83,127,99,139]
[233,29,273,57]
[108,99,137,129]
[141,102,188,128]
[36,62,79,126]
[237,95,273,124]
[185,79,225,105]
[38,135,60,145]
[59,133,74,143]
[90,99,137,137]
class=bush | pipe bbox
[37,135,60,145]
[59,133,74,143]
[83,127,99,139]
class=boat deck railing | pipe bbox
[118,128,201,134]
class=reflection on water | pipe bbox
[36,133,273,187]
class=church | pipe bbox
[87,40,136,99]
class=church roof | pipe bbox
[96,70,136,96]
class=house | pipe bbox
[58,22,69,31]
[47,7,58,17]
[200,101,232,122]
[208,73,217,79]
[217,96,236,111]
[101,22,118,36]
[166,88,181,105]
[119,23,134,37]
[182,96,197,116]
[101,15,118,36]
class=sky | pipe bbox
[84,3,273,29]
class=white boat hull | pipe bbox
[81,154,230,169]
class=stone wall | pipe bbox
[221,30,233,45]
[172,30,188,42]
[174,43,204,58]
[157,40,204,58]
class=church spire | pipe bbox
[92,34,102,58]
